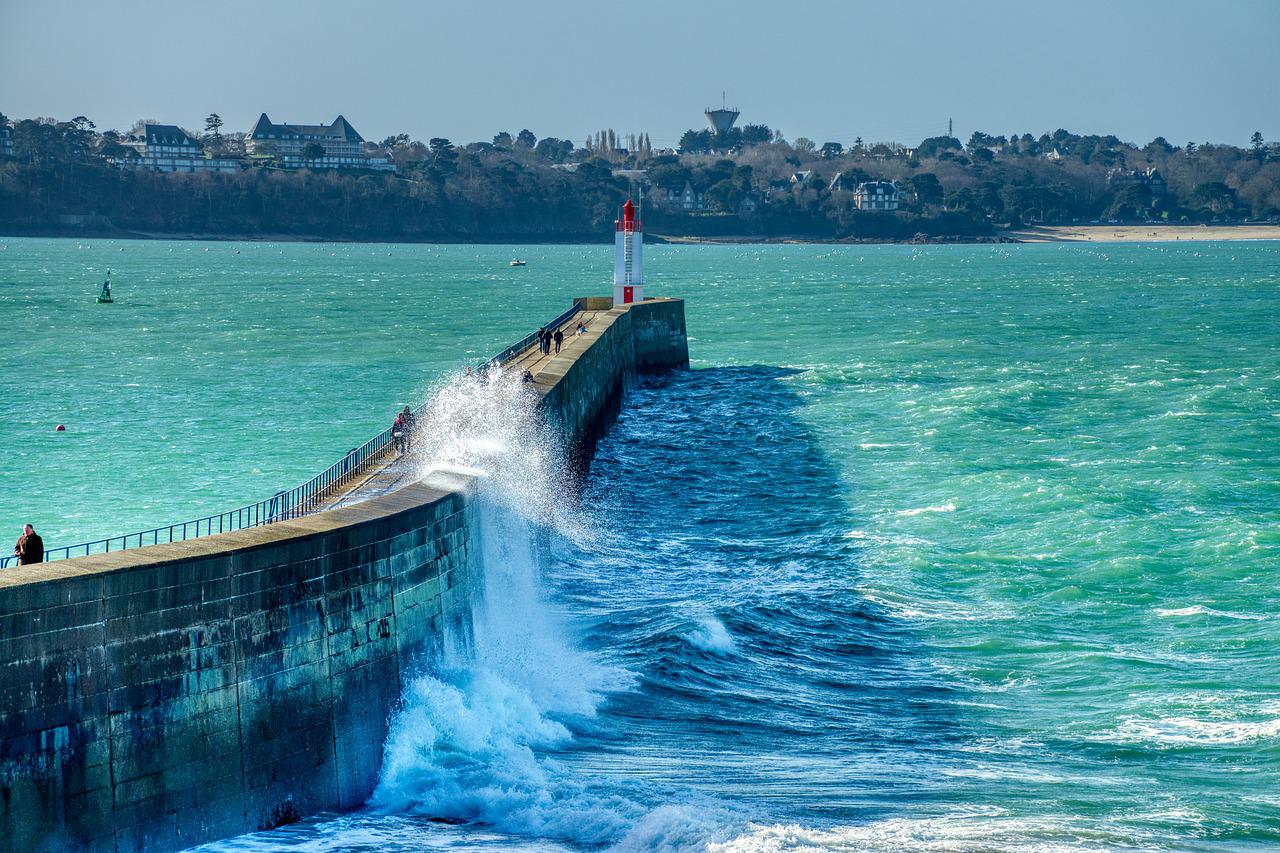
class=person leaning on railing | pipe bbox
[13,523,44,566]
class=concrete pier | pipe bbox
[0,298,687,853]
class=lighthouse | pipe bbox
[613,198,644,305]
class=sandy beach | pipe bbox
[1009,224,1280,243]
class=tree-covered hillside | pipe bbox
[1,113,1276,242]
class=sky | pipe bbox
[2,0,1278,149]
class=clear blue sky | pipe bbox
[3,0,1277,148]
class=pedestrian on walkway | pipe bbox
[400,405,415,451]
[13,524,43,566]
[553,329,563,354]
[392,410,407,455]
[537,327,548,354]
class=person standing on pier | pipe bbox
[553,329,563,354]
[13,524,43,565]
[400,405,415,450]
[392,410,407,455]
[537,327,548,354]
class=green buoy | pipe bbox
[96,271,113,303]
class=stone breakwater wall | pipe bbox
[0,298,687,853]
[542,297,689,461]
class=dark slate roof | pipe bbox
[856,180,901,195]
[249,113,364,142]
[144,124,200,147]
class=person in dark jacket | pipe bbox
[537,327,548,354]
[553,329,564,353]
[13,524,43,565]
[399,405,415,450]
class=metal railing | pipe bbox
[2,302,585,569]
[482,300,583,369]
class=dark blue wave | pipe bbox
[550,367,963,824]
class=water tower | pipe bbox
[704,93,740,135]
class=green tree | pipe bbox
[909,173,944,206]
[1251,131,1265,160]
[819,142,843,158]
[916,135,962,159]
[534,137,573,162]
[493,131,513,148]
[300,142,326,162]
[678,129,712,154]
[515,129,536,149]
[1190,181,1235,213]
[739,124,772,146]
[205,113,223,139]
[1109,183,1153,219]
[967,131,997,152]
[704,178,743,212]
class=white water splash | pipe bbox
[683,614,736,655]
[370,370,738,848]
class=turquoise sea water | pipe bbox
[4,237,1280,850]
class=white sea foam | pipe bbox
[894,502,956,517]
[683,614,736,655]
[1154,604,1266,621]
[1103,704,1280,747]
[1119,716,1280,746]
[853,587,1008,625]
[707,808,1123,852]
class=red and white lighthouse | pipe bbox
[613,198,644,305]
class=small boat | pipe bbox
[509,259,527,267]
[96,272,114,303]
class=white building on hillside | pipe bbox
[118,124,240,174]
[853,180,902,211]
[246,114,395,171]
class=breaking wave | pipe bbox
[369,370,740,848]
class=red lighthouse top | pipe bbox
[616,198,641,232]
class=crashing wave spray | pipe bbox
[371,368,640,841]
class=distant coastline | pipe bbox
[5,224,1279,246]
[1006,224,1280,243]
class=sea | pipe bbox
[2,237,1279,851]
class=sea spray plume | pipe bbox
[370,368,641,844]
[407,367,591,543]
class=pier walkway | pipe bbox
[0,297,688,853]
[319,306,606,509]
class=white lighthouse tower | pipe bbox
[613,198,644,305]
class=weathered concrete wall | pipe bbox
[0,298,686,853]
[0,474,477,853]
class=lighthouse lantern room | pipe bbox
[613,198,644,305]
